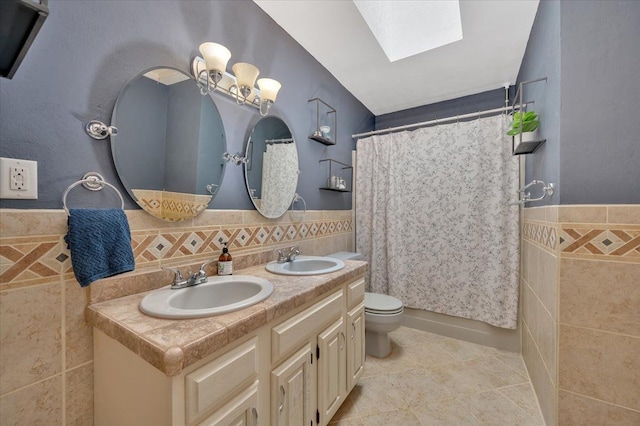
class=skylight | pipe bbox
[353,0,463,62]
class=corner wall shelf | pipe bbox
[511,77,547,155]
[308,98,337,146]
[319,159,352,192]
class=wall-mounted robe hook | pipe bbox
[85,120,118,140]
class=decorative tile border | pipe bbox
[0,217,353,288]
[523,220,558,252]
[558,227,640,259]
[524,219,640,262]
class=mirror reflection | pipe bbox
[244,116,299,219]
[111,67,227,221]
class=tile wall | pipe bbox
[522,205,640,426]
[0,208,354,425]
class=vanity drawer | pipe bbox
[347,278,365,308]
[272,290,343,361]
[185,338,258,424]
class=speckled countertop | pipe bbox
[87,260,367,376]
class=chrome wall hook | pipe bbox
[85,120,118,140]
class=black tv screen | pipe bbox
[0,0,49,79]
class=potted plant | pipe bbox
[507,111,540,140]
[508,110,543,154]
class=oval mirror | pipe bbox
[111,67,227,221]
[244,116,299,219]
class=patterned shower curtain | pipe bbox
[355,114,520,329]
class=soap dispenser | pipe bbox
[218,242,233,275]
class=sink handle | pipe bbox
[161,267,183,284]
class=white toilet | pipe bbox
[328,252,404,358]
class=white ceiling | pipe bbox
[254,0,539,116]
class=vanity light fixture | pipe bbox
[196,42,231,95]
[192,42,281,116]
[257,78,281,116]
[229,62,259,106]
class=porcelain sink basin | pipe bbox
[265,256,345,276]
[139,275,274,319]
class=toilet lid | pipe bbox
[365,292,403,314]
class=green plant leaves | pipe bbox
[507,110,540,135]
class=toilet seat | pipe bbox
[364,292,404,315]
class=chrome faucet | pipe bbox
[276,245,300,263]
[163,260,215,290]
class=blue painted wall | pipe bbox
[374,88,513,131]
[0,0,374,211]
[558,0,640,204]
[519,0,640,205]
[516,0,561,206]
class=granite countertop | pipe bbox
[87,260,367,376]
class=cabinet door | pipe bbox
[317,317,346,426]
[271,344,314,426]
[198,381,259,426]
[347,302,365,392]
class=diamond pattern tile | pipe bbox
[1,212,357,287]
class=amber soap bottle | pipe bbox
[218,242,233,275]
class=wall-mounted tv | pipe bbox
[0,0,49,79]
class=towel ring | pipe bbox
[62,172,125,215]
[289,193,306,221]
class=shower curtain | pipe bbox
[356,114,520,329]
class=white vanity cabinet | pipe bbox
[93,274,365,426]
[270,344,314,426]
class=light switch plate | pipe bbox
[0,157,38,199]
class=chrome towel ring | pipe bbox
[62,172,125,215]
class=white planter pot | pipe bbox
[513,128,544,154]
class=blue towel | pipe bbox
[65,208,135,287]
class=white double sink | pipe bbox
[139,256,345,319]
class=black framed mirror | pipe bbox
[111,67,227,221]
[244,116,298,219]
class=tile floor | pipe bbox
[330,326,545,425]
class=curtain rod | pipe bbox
[351,101,533,139]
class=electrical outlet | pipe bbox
[10,166,28,190]
[0,157,38,199]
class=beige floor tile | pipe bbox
[360,356,388,379]
[330,395,359,422]
[328,418,363,426]
[494,352,528,377]
[360,409,421,426]
[497,383,544,422]
[365,341,456,373]
[460,390,541,425]
[426,362,493,395]
[349,327,542,425]
[431,337,499,362]
[349,375,407,416]
[411,398,479,425]
[386,368,453,406]
[462,357,529,389]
